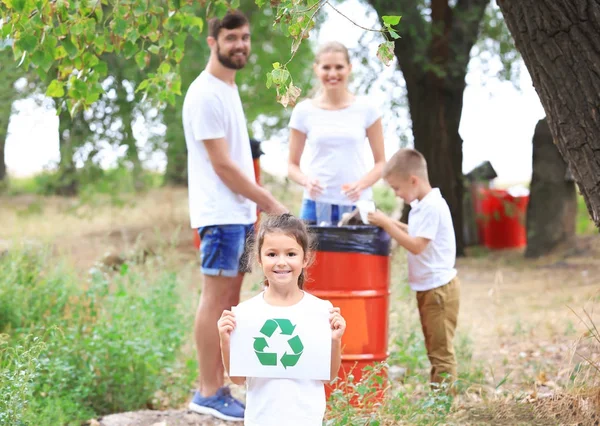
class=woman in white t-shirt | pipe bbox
[287,41,386,224]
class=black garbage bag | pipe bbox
[308,225,391,256]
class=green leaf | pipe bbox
[148,45,160,55]
[72,78,88,97]
[265,71,272,89]
[135,51,146,70]
[382,15,401,26]
[123,41,137,58]
[136,79,150,93]
[62,38,80,59]
[32,49,53,72]
[94,35,106,55]
[171,75,182,95]
[12,0,26,12]
[256,0,266,7]
[46,79,65,98]
[94,4,103,21]
[376,41,395,66]
[388,29,400,40]
[230,0,240,8]
[82,52,100,68]
[113,18,128,37]
[272,62,280,70]
[127,28,140,43]
[271,68,290,85]
[174,32,187,50]
[54,45,67,60]
[288,23,301,37]
[16,34,37,53]
[93,61,108,76]
[158,62,171,74]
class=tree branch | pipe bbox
[367,0,428,81]
[448,0,489,82]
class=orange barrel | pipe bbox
[193,139,263,249]
[305,225,391,406]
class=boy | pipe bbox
[368,148,460,387]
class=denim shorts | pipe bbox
[197,224,254,277]
[299,198,355,224]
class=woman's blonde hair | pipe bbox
[314,41,350,64]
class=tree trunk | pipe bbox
[498,0,600,229]
[0,122,6,184]
[115,81,145,191]
[164,103,188,186]
[405,74,466,255]
[525,118,577,258]
[57,108,80,196]
[368,0,489,256]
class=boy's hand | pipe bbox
[329,307,346,341]
[367,210,391,229]
[217,310,236,344]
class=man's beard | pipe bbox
[217,44,248,70]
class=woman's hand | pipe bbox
[305,178,324,199]
[329,307,346,341]
[341,182,364,202]
[218,310,237,345]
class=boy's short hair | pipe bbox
[384,148,429,181]
[208,10,249,39]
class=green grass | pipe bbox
[0,246,192,425]
[325,260,486,426]
[576,193,597,235]
[4,167,164,198]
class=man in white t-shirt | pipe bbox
[368,148,460,389]
[182,10,287,422]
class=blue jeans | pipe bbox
[299,199,355,224]
[197,224,254,277]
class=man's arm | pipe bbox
[203,138,287,214]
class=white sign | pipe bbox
[229,303,332,380]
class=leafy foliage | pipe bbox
[1,0,401,113]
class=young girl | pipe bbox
[217,213,346,425]
[287,41,386,224]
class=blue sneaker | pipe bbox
[188,386,244,422]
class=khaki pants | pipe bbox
[416,277,460,386]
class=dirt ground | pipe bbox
[2,187,599,425]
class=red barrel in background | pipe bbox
[480,188,529,249]
[305,225,391,406]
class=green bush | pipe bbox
[0,247,190,424]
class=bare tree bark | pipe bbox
[526,118,577,258]
[368,0,490,256]
[498,0,600,229]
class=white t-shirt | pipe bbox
[407,188,457,291]
[288,96,381,205]
[240,291,332,426]
[182,70,257,229]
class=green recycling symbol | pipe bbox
[253,318,304,369]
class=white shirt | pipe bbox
[407,188,457,291]
[240,291,332,426]
[182,71,257,229]
[288,96,381,205]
